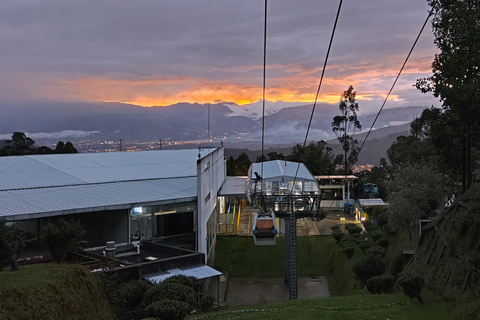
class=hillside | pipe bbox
[0,264,115,320]
[403,184,480,319]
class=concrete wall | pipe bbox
[197,147,225,263]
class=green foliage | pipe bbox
[342,246,355,259]
[163,275,196,289]
[366,275,395,295]
[0,132,78,156]
[145,299,190,320]
[352,253,386,285]
[372,232,385,242]
[398,275,424,304]
[197,295,216,313]
[347,226,362,234]
[376,237,389,249]
[0,264,115,320]
[106,280,152,320]
[358,241,371,253]
[331,230,344,242]
[40,219,86,262]
[143,282,196,310]
[332,86,362,175]
[286,141,336,175]
[0,220,26,271]
[330,225,341,231]
[365,246,386,258]
[386,166,445,241]
[227,152,251,176]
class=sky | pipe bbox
[0,0,441,115]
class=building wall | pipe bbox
[197,147,225,263]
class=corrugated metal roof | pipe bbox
[0,148,220,220]
[0,149,214,191]
[0,177,197,220]
[218,176,247,196]
[144,264,222,283]
[250,161,315,181]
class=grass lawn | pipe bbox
[214,235,337,277]
[189,293,451,320]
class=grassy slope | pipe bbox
[190,293,451,320]
[0,264,115,320]
[214,235,337,277]
[212,234,453,320]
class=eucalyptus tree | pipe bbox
[332,86,362,200]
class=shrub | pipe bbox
[398,275,424,304]
[366,275,395,294]
[330,225,341,231]
[143,282,196,310]
[342,246,355,259]
[197,295,215,313]
[345,223,357,229]
[145,299,190,320]
[365,247,386,257]
[352,233,362,239]
[359,241,371,252]
[376,237,389,248]
[331,230,344,242]
[352,253,386,285]
[372,232,385,242]
[365,225,378,234]
[347,226,362,234]
[40,219,86,262]
[363,220,373,229]
[163,275,196,289]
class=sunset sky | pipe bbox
[0,0,441,115]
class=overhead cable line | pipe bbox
[357,6,435,158]
[261,0,268,196]
[290,0,343,193]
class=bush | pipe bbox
[331,225,341,231]
[363,220,373,229]
[345,223,357,229]
[40,219,85,262]
[359,241,371,252]
[163,275,196,289]
[145,299,190,320]
[342,246,355,259]
[352,233,362,239]
[352,253,386,285]
[365,247,386,257]
[331,230,344,242]
[197,295,215,313]
[365,225,378,234]
[398,275,424,304]
[347,226,362,234]
[143,282,196,310]
[366,275,395,294]
[372,232,385,242]
[376,237,389,248]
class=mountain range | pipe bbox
[0,101,423,164]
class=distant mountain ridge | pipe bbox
[0,101,423,157]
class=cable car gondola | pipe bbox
[252,211,278,246]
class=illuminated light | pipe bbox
[133,207,143,214]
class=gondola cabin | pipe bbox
[252,211,278,246]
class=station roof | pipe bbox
[249,160,315,182]
[0,148,216,220]
[218,176,247,196]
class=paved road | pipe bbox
[225,276,331,306]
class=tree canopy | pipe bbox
[416,0,480,192]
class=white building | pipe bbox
[0,147,225,264]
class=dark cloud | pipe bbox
[0,0,440,109]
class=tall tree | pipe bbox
[332,86,362,200]
[416,0,480,192]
